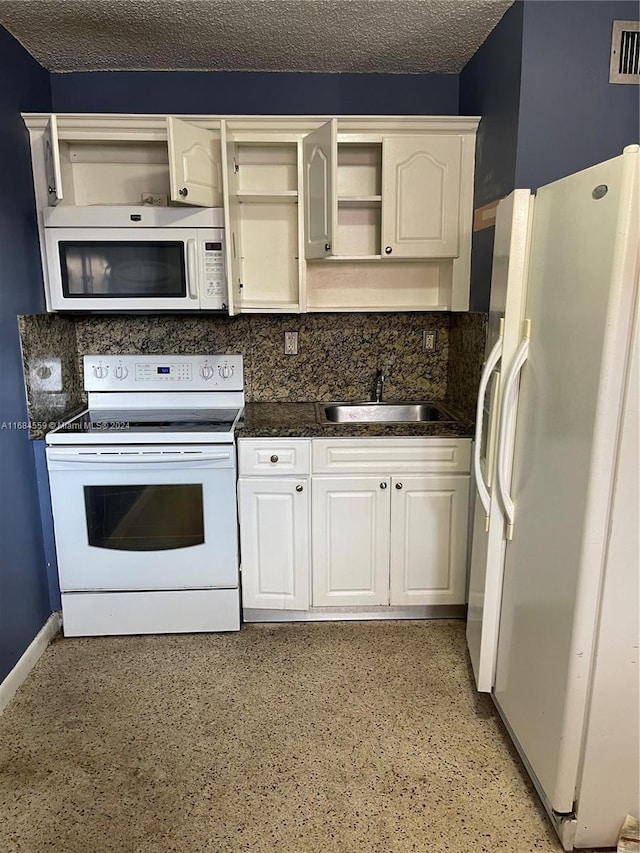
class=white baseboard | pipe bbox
[0,611,62,715]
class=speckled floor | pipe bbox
[0,621,596,853]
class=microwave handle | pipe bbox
[186,239,198,300]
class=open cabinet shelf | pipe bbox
[237,191,298,204]
[306,258,454,312]
[224,135,304,314]
[337,196,382,207]
[44,116,224,208]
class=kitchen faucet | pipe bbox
[372,368,385,403]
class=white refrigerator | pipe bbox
[466,145,639,850]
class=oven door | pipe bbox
[45,227,203,312]
[47,445,238,592]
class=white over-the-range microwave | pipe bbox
[43,206,227,312]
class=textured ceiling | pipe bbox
[0,0,514,74]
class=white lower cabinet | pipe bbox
[311,473,469,608]
[389,476,470,606]
[311,439,471,609]
[238,439,311,611]
[311,477,391,606]
[238,478,310,610]
[238,437,470,615]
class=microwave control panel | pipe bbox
[202,240,226,308]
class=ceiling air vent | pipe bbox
[609,20,639,84]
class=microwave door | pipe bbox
[45,228,200,311]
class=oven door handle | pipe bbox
[47,450,233,464]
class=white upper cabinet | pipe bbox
[221,122,304,314]
[306,129,465,262]
[24,113,478,314]
[44,114,63,206]
[36,114,223,209]
[381,136,462,259]
[220,124,243,315]
[167,117,223,207]
[303,119,337,259]
[303,120,476,312]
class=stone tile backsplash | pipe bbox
[447,313,487,419]
[19,311,486,426]
[72,314,253,396]
[247,313,451,402]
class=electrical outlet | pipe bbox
[423,330,437,352]
[140,193,167,206]
[284,331,298,355]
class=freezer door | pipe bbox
[493,147,640,814]
[466,190,533,691]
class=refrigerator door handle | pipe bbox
[473,319,504,526]
[497,319,531,540]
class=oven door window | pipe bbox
[59,242,187,298]
[84,484,204,551]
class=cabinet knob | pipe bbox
[395,482,403,490]
[296,484,304,493]
[270,454,279,463]
[384,246,393,255]
[380,482,387,489]
[179,187,189,197]
[324,243,331,252]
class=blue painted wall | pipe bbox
[460,2,524,208]
[459,1,525,312]
[0,27,53,680]
[515,0,640,189]
[459,0,639,312]
[51,70,459,115]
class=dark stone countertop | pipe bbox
[31,401,474,441]
[29,407,85,441]
[237,402,474,439]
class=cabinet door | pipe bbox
[167,117,223,207]
[44,114,63,206]
[238,478,309,611]
[303,119,337,259]
[389,475,469,606]
[381,136,461,258]
[220,125,243,314]
[312,476,390,607]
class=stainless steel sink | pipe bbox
[315,401,457,424]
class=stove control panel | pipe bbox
[135,363,193,382]
[84,355,243,392]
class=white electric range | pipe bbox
[46,354,244,637]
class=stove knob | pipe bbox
[219,364,234,380]
[200,364,215,381]
[114,364,129,381]
[93,365,109,379]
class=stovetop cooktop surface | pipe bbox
[50,407,242,437]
